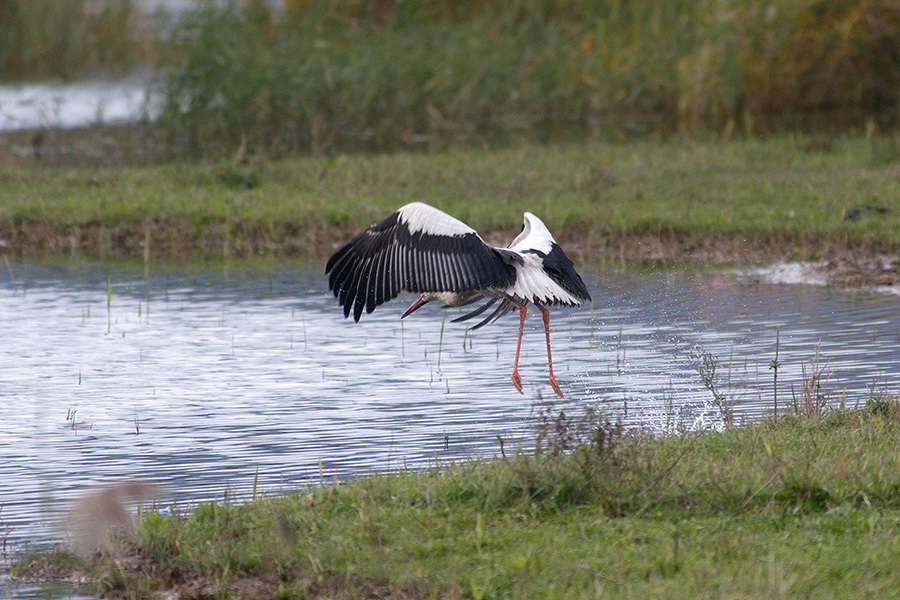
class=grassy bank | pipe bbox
[1,135,898,278]
[15,399,900,599]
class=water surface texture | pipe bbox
[1,260,899,558]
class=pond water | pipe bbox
[0,78,154,133]
[2,259,899,596]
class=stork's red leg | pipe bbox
[509,299,528,394]
[535,302,564,398]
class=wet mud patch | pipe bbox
[742,254,899,292]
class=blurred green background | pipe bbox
[1,0,896,157]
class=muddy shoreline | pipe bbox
[1,221,896,290]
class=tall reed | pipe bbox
[151,0,899,156]
[0,0,155,81]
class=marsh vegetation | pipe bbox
[1,0,897,156]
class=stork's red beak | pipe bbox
[401,295,428,319]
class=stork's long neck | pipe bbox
[428,291,476,307]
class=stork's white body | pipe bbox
[326,202,591,396]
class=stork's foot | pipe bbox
[510,370,524,395]
[548,375,565,399]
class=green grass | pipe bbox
[1,135,898,260]
[16,399,900,599]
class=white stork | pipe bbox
[325,202,591,397]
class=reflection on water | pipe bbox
[1,260,899,560]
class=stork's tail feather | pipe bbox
[473,299,516,330]
[451,297,496,323]
[453,297,516,330]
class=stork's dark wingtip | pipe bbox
[353,296,366,322]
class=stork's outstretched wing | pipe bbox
[326,202,517,321]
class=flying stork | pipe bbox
[325,202,591,397]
